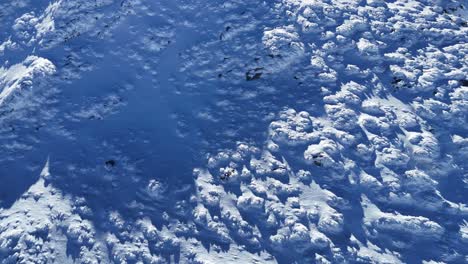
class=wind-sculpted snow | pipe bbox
[0,0,467,263]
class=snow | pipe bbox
[0,0,467,263]
[0,56,55,106]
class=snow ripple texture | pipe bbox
[0,0,467,263]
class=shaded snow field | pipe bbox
[0,0,467,263]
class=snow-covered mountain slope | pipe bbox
[0,0,467,263]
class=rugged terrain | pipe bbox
[0,0,467,263]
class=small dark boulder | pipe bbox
[246,68,263,81]
[105,159,116,168]
[220,169,234,181]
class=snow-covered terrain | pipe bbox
[0,0,467,263]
